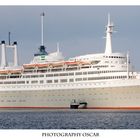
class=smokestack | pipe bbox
[1,40,6,68]
[13,41,18,67]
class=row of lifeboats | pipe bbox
[0,60,94,74]
[23,60,91,69]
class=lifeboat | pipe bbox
[0,69,22,74]
[78,61,91,65]
[65,61,80,66]
[36,63,50,68]
[23,64,37,68]
[23,63,52,69]
[36,62,65,68]
[0,70,9,74]
[64,60,91,66]
[51,62,65,67]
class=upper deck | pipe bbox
[0,14,136,82]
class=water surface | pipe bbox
[0,110,140,129]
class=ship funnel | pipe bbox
[1,40,6,68]
[13,41,18,66]
[0,40,19,68]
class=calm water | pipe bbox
[0,110,140,129]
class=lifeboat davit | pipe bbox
[9,69,22,74]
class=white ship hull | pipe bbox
[1,79,140,110]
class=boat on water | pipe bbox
[0,13,140,110]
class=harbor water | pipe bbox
[0,110,140,129]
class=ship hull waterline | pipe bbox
[1,85,140,111]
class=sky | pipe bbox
[0,6,140,70]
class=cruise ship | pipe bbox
[0,13,140,110]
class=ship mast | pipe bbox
[41,12,45,46]
[127,52,129,79]
[57,42,60,53]
[105,14,114,54]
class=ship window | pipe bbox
[83,72,87,75]
[54,80,58,83]
[69,73,74,76]
[54,74,58,76]
[0,76,6,79]
[17,81,25,84]
[81,66,90,69]
[60,73,68,76]
[37,69,47,73]
[76,78,82,81]
[69,79,74,82]
[40,80,44,84]
[10,75,20,78]
[47,80,52,83]
[46,74,53,77]
[88,77,95,80]
[31,75,38,78]
[83,78,87,81]
[66,67,78,71]
[25,75,30,78]
[88,71,94,74]
[39,75,44,77]
[31,81,38,84]
[75,72,82,75]
[4,81,12,84]
[60,79,67,83]
[51,68,61,72]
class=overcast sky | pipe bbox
[0,6,140,70]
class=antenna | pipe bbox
[8,32,11,45]
[41,12,45,46]
[108,13,111,26]
[34,12,48,56]
[57,42,60,53]
[127,51,129,79]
